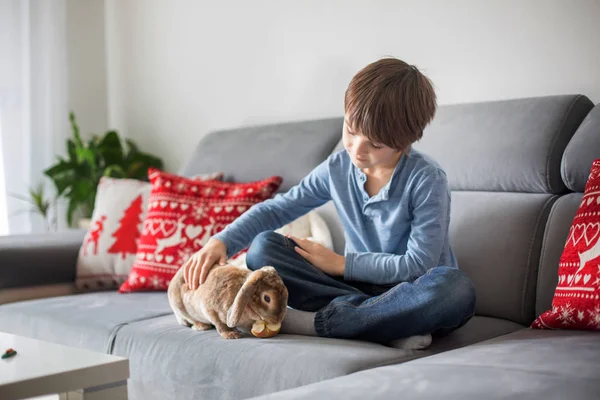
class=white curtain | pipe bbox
[0,0,69,235]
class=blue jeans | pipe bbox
[245,231,476,344]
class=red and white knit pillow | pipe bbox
[532,159,600,330]
[118,169,282,293]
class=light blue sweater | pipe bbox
[213,147,458,286]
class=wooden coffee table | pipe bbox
[0,332,129,400]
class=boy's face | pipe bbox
[343,119,401,170]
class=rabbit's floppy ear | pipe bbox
[227,267,273,328]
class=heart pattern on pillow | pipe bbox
[532,159,600,330]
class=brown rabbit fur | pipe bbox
[168,264,288,339]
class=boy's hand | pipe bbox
[182,238,228,290]
[288,235,345,276]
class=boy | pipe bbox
[182,58,476,346]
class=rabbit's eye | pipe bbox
[263,294,271,303]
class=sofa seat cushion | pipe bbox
[0,291,171,352]
[251,329,600,400]
[110,314,427,400]
[420,315,524,353]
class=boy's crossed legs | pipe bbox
[245,231,476,346]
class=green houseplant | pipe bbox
[9,183,57,231]
[44,112,164,227]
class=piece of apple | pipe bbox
[251,320,281,338]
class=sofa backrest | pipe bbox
[181,95,596,328]
[414,95,594,326]
[178,118,342,192]
[319,95,595,326]
[412,95,594,326]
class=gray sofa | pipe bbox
[1,94,599,400]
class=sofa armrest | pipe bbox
[0,230,86,291]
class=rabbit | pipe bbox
[167,264,289,339]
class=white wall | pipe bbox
[104,0,600,173]
[67,0,108,136]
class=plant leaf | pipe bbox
[44,160,74,177]
[44,160,77,195]
[126,161,147,180]
[70,112,84,148]
[125,139,140,156]
[99,131,122,148]
[27,185,51,216]
[76,147,97,169]
[66,196,78,227]
[67,139,78,162]
[104,165,126,178]
[97,131,124,167]
[101,149,126,168]
[65,179,95,226]
[71,180,95,204]
[128,152,163,180]
[137,152,163,168]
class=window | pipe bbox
[0,113,8,235]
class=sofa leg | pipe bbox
[58,380,128,400]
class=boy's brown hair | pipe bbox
[344,58,437,151]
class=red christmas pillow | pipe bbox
[75,172,223,291]
[532,159,600,330]
[118,169,282,292]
